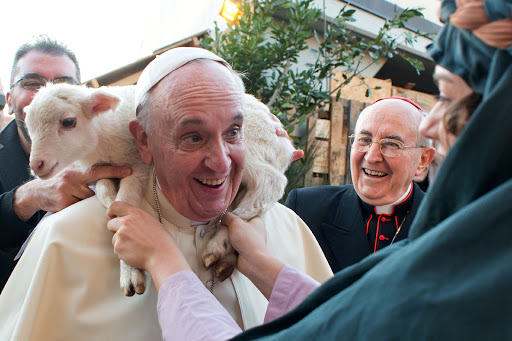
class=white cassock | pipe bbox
[0,180,332,341]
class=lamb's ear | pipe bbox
[82,91,120,118]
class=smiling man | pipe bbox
[286,97,435,272]
[0,47,332,341]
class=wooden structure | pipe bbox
[303,71,436,187]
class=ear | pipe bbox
[129,119,153,164]
[6,92,14,116]
[415,147,436,177]
[82,91,120,118]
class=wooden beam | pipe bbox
[329,98,344,186]
[304,114,317,188]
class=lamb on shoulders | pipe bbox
[25,83,149,297]
[25,85,297,292]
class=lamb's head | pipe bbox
[25,83,121,179]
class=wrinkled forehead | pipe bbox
[150,62,243,122]
[356,100,421,141]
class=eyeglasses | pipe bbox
[10,74,78,91]
[349,134,424,157]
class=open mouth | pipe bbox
[195,177,226,188]
[363,168,387,177]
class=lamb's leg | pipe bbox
[115,170,149,296]
[200,221,237,282]
[96,178,118,208]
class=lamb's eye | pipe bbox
[61,118,76,128]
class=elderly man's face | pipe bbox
[350,99,431,206]
[419,66,473,158]
[137,61,245,222]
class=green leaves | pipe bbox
[200,0,425,132]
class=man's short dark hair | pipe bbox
[10,35,81,85]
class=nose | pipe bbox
[364,141,384,163]
[419,108,441,141]
[204,138,231,173]
[30,158,46,176]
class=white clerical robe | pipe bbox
[0,180,332,341]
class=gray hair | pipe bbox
[11,35,81,85]
[136,59,245,134]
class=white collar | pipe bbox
[374,182,413,215]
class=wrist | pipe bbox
[13,182,40,221]
[146,239,192,290]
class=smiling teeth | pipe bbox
[198,177,226,186]
[364,169,386,177]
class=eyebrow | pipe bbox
[359,130,404,143]
[18,73,44,79]
[179,113,244,127]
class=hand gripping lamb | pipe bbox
[25,83,296,294]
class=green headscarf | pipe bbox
[232,1,512,339]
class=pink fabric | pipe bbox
[157,265,320,340]
[264,264,320,323]
[157,271,241,341]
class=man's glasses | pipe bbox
[349,134,424,157]
[10,74,78,91]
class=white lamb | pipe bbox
[25,83,296,291]
[25,84,150,297]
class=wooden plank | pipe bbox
[315,119,330,140]
[331,71,392,103]
[304,114,317,187]
[109,71,143,87]
[392,86,437,112]
[89,78,100,88]
[329,98,344,186]
[345,100,366,184]
[311,140,329,174]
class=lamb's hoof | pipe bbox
[214,262,235,282]
[121,268,146,296]
[203,252,220,270]
[124,284,136,297]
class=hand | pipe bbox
[222,213,268,274]
[222,213,284,299]
[266,111,304,162]
[13,164,132,221]
[107,201,191,290]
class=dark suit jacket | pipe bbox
[0,120,44,291]
[285,183,425,273]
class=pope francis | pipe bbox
[0,47,332,341]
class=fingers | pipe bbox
[72,184,96,200]
[85,165,133,183]
[107,201,134,219]
[221,212,241,229]
[276,126,288,138]
[292,149,304,162]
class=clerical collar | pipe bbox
[369,182,413,215]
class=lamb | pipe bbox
[25,84,150,297]
[24,83,296,292]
